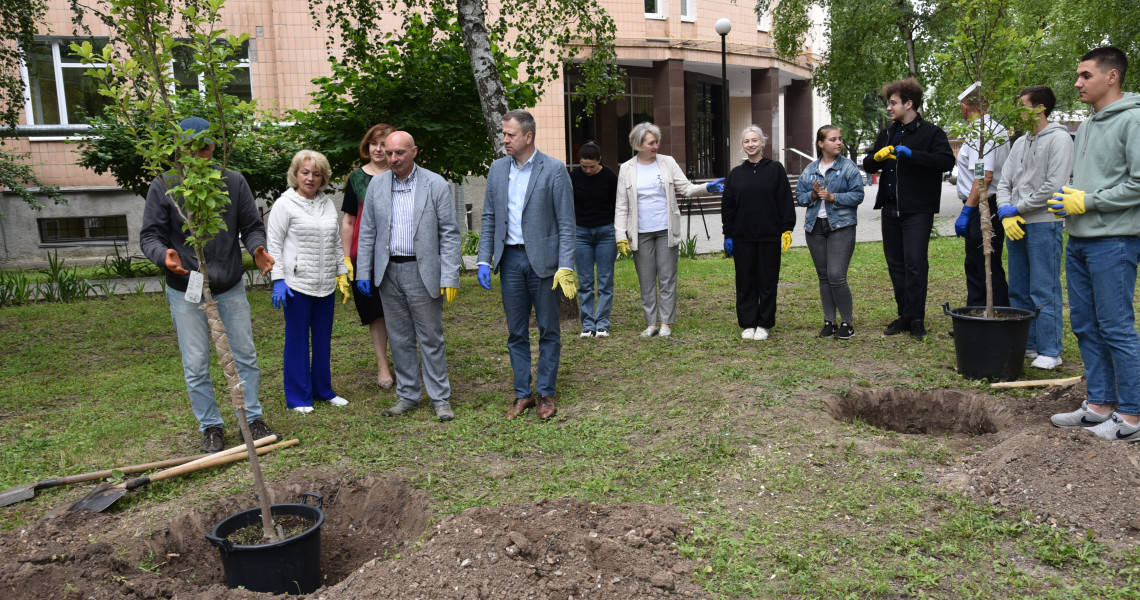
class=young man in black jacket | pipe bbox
[863,79,956,339]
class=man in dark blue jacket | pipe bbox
[864,79,956,339]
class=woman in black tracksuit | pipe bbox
[722,124,797,341]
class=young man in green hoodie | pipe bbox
[1048,47,1140,442]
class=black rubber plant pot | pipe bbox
[206,492,325,595]
[943,302,1040,382]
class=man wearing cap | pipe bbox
[140,117,277,452]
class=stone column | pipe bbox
[784,79,814,174]
[653,59,687,168]
[750,68,780,160]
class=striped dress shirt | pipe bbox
[389,166,418,257]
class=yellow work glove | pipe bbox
[335,273,351,304]
[441,287,458,302]
[342,256,354,282]
[874,145,897,162]
[616,238,631,258]
[781,231,792,253]
[1048,186,1087,218]
[1002,216,1027,241]
[552,268,576,299]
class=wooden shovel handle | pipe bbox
[180,434,281,468]
[36,454,203,489]
[124,439,298,491]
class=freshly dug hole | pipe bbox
[827,388,1015,435]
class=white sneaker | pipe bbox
[290,406,314,414]
[328,396,349,407]
[580,329,594,339]
[1025,349,1039,359]
[742,328,756,340]
[1085,413,1140,442]
[659,324,672,337]
[1050,400,1112,428]
[640,326,658,338]
[752,327,770,341]
[595,329,610,338]
[1030,355,1062,370]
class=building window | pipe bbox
[564,70,654,166]
[172,40,253,102]
[680,0,695,22]
[38,216,129,244]
[645,0,666,19]
[23,38,112,125]
[757,9,772,32]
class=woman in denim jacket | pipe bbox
[795,125,865,339]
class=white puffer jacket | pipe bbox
[266,187,347,297]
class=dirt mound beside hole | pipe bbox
[0,472,430,600]
[828,388,1014,435]
[319,498,711,599]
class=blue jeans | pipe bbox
[500,246,561,398]
[165,283,262,431]
[1065,235,1140,415]
[1006,221,1064,357]
[282,291,337,408]
[575,224,617,331]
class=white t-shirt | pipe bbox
[956,114,1009,200]
[636,162,669,233]
[816,161,833,219]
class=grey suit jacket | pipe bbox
[357,165,461,297]
[476,149,576,278]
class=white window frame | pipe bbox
[170,40,254,101]
[757,9,772,32]
[22,38,110,126]
[645,0,667,20]
[680,0,695,22]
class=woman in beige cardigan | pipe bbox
[615,122,723,337]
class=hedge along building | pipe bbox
[2,0,824,262]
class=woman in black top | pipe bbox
[722,125,797,341]
[570,141,619,338]
[340,123,396,388]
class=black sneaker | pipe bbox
[883,317,910,335]
[818,321,838,338]
[242,419,275,443]
[835,322,855,339]
[910,319,928,339]
[200,426,224,453]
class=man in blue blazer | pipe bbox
[477,109,577,420]
[356,131,462,422]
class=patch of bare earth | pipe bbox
[830,385,1140,543]
[0,473,706,599]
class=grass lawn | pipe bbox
[2,235,1138,599]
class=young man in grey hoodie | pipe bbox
[996,86,1072,371]
[1048,47,1140,442]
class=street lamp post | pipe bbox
[715,18,732,179]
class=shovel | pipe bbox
[1,454,205,507]
[64,436,297,514]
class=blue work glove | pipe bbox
[271,280,294,309]
[355,279,373,297]
[954,205,976,238]
[477,264,492,290]
[706,178,725,194]
[996,204,1019,219]
[723,237,734,257]
[895,145,912,159]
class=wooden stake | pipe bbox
[990,376,1083,389]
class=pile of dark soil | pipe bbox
[932,382,1140,541]
[0,473,707,599]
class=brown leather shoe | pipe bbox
[537,395,557,419]
[506,396,535,420]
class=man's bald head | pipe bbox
[385,131,418,180]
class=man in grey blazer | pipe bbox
[477,109,577,420]
[356,131,462,422]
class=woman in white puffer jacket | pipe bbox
[267,150,351,413]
